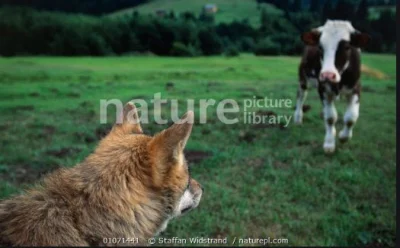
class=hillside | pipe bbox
[109,0,283,27]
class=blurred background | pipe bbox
[0,0,396,247]
[0,0,396,56]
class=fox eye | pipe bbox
[186,166,191,189]
[186,178,190,190]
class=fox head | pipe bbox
[82,101,203,239]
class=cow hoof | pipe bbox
[323,143,335,154]
[294,112,303,125]
[338,130,352,143]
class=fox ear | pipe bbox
[149,111,194,165]
[301,30,320,46]
[111,101,143,135]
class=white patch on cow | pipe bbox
[341,61,350,73]
[294,87,308,124]
[318,20,356,83]
[311,70,316,76]
[339,94,360,141]
[323,98,338,153]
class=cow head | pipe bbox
[301,20,370,83]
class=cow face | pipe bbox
[301,20,370,83]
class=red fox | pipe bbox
[0,101,203,246]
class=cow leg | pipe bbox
[322,95,338,153]
[294,82,308,124]
[339,93,360,142]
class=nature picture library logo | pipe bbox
[100,93,293,127]
[243,96,293,127]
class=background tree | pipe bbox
[275,0,290,10]
[0,0,149,15]
[198,27,222,55]
[289,0,303,12]
[310,0,321,12]
[333,0,356,21]
[321,1,333,21]
[356,0,369,22]
[0,2,396,56]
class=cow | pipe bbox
[293,20,370,154]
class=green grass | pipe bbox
[109,0,282,27]
[0,53,396,246]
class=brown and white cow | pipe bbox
[293,20,370,153]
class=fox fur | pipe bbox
[0,102,203,246]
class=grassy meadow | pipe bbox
[0,54,396,246]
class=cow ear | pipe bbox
[301,31,320,46]
[351,32,370,48]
